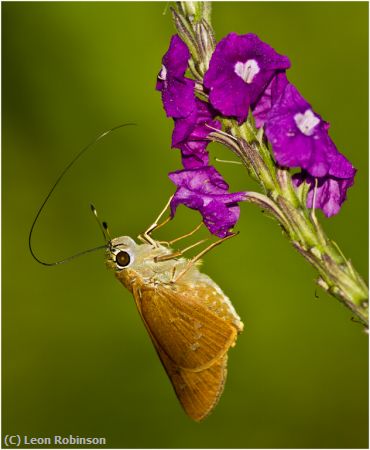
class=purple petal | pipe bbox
[162,35,190,77]
[172,99,221,146]
[161,77,196,118]
[181,151,209,169]
[202,201,241,238]
[169,166,229,193]
[172,110,197,147]
[327,150,356,179]
[169,166,247,237]
[252,71,288,128]
[265,83,353,178]
[208,73,252,125]
[172,98,221,168]
[156,35,196,118]
[204,32,290,123]
[293,171,356,217]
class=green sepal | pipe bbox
[295,179,311,209]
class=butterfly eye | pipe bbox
[115,251,131,269]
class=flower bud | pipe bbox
[179,2,211,23]
[195,19,216,71]
[276,168,300,208]
[181,1,199,18]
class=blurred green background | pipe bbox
[2,2,368,448]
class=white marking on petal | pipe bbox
[234,59,260,84]
[294,109,320,136]
[158,64,167,81]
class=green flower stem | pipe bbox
[171,2,368,326]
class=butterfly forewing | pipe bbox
[175,279,243,331]
[139,286,237,371]
[131,285,229,422]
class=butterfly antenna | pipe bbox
[29,122,136,266]
[102,222,112,241]
[90,204,109,243]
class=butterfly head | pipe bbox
[106,236,137,271]
[106,235,179,291]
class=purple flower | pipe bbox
[252,71,288,128]
[265,83,355,179]
[203,33,290,123]
[172,98,221,169]
[156,35,196,118]
[180,152,209,169]
[293,171,356,217]
[169,166,247,237]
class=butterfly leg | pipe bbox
[172,232,239,282]
[154,238,207,263]
[138,196,173,246]
[158,222,203,247]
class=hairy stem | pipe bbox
[171,1,368,327]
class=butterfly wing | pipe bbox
[138,285,237,371]
[155,343,228,422]
[132,284,228,421]
[174,277,244,332]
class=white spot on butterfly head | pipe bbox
[294,109,320,136]
[234,59,260,84]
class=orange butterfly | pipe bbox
[106,200,243,421]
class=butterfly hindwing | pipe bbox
[155,344,228,422]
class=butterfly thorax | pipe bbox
[106,236,194,289]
